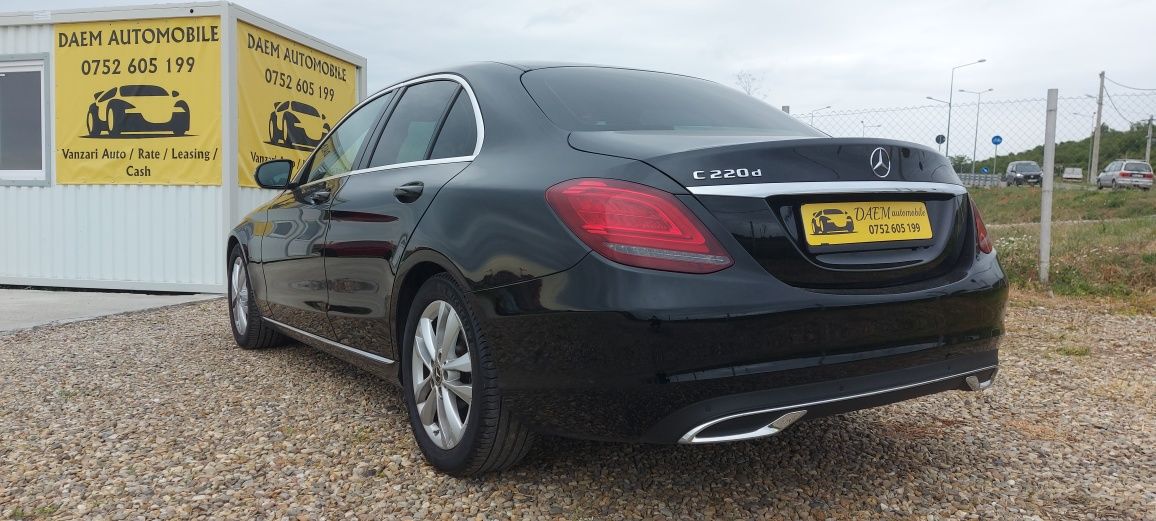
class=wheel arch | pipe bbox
[390,250,473,377]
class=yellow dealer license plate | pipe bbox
[801,201,933,246]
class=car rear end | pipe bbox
[1119,162,1154,189]
[474,66,1007,444]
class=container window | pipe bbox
[0,59,47,184]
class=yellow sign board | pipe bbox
[801,201,933,246]
[236,22,358,187]
[54,17,222,185]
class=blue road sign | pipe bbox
[981,167,990,174]
[991,135,1003,145]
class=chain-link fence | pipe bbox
[798,87,1156,188]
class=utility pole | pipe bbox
[1146,116,1152,164]
[1089,71,1106,184]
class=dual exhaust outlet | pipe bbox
[679,368,998,444]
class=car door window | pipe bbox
[428,90,478,160]
[367,80,460,168]
[301,91,393,184]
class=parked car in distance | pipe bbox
[1005,161,1043,186]
[1061,167,1083,182]
[1097,159,1153,190]
[227,63,1007,476]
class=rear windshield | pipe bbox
[291,102,320,116]
[120,85,168,97]
[1124,162,1152,172]
[1015,163,1042,172]
[522,67,822,135]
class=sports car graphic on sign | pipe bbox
[86,85,190,138]
[810,208,855,234]
[268,100,330,150]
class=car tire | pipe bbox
[401,273,535,476]
[269,117,282,145]
[106,107,123,137]
[1111,180,1117,190]
[282,115,296,147]
[86,106,106,137]
[227,245,286,349]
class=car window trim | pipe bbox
[353,87,404,172]
[422,87,465,161]
[292,73,484,190]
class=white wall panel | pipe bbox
[238,187,279,219]
[0,21,51,53]
[0,185,226,292]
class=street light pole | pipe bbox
[945,59,987,157]
[960,88,993,174]
[805,105,832,126]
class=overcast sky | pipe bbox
[7,0,1156,112]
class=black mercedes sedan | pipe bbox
[227,63,1007,476]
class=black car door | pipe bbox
[323,79,479,357]
[258,92,394,339]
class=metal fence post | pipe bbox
[1040,89,1058,286]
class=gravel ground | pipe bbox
[1,293,1153,520]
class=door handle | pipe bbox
[394,181,424,203]
[305,189,331,205]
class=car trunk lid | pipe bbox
[570,132,975,289]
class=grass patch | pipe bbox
[6,506,58,520]
[969,187,1155,225]
[991,217,1156,310]
[1056,344,1091,357]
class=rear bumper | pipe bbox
[661,355,997,444]
[1117,177,1153,188]
[470,248,1007,443]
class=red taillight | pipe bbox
[970,199,993,254]
[546,179,733,273]
[1121,171,1132,178]
[1144,173,1154,179]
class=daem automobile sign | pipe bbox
[235,22,358,188]
[54,17,222,185]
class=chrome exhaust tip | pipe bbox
[680,409,808,444]
[965,368,999,391]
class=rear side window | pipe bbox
[367,80,459,168]
[522,67,822,135]
[428,91,478,160]
[1124,162,1152,172]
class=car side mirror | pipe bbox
[93,91,102,100]
[171,91,180,97]
[254,159,295,189]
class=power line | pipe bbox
[1103,87,1138,126]
[1105,76,1156,91]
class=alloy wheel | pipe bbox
[230,257,249,333]
[411,300,473,450]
